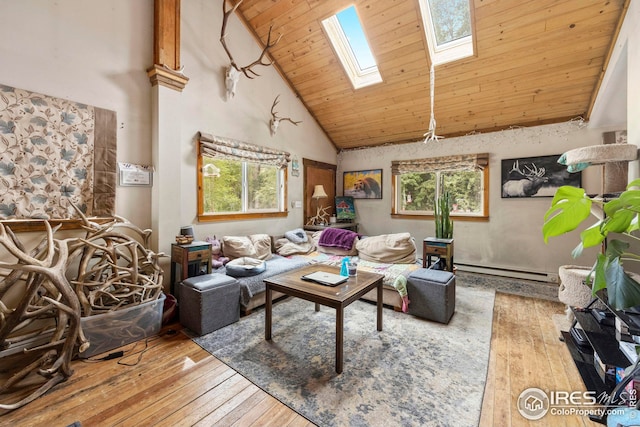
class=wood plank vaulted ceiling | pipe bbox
[232,0,628,150]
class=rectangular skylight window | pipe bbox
[419,0,474,65]
[322,6,382,89]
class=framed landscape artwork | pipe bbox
[501,155,581,198]
[343,169,383,199]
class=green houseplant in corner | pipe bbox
[542,180,640,310]
[434,190,453,239]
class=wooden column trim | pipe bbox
[147,64,189,91]
[148,0,189,91]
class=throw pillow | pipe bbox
[221,234,273,260]
[274,237,315,256]
[356,232,417,263]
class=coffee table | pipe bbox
[264,263,384,374]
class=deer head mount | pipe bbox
[220,0,282,100]
[270,95,301,136]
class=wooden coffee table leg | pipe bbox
[377,281,383,331]
[336,306,344,374]
[265,286,272,341]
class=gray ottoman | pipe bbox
[407,268,455,324]
[179,274,240,336]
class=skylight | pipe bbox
[322,6,382,90]
[419,0,474,65]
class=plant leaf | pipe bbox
[579,223,606,248]
[603,257,640,310]
[606,239,629,258]
[603,209,636,235]
[571,241,585,258]
[607,190,640,217]
[628,179,640,190]
[542,186,591,243]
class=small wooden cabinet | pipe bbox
[170,241,212,294]
[422,238,454,271]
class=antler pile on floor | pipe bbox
[0,207,163,411]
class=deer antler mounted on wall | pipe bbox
[220,0,282,100]
[270,95,301,136]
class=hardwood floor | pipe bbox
[1,292,598,426]
[479,293,593,427]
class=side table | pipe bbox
[170,241,212,295]
[422,238,454,272]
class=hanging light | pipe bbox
[423,63,443,143]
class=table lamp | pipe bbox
[307,184,330,225]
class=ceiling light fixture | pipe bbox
[423,63,443,142]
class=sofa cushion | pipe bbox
[221,234,273,260]
[356,232,417,264]
[225,257,267,277]
[274,237,315,256]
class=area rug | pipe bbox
[192,285,495,427]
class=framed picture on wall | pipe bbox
[501,155,581,198]
[343,169,382,199]
[335,196,356,221]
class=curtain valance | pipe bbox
[391,153,489,175]
[198,132,290,168]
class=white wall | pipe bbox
[628,1,640,163]
[174,0,336,242]
[0,0,154,229]
[338,121,606,278]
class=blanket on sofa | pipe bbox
[318,228,358,251]
[215,254,309,308]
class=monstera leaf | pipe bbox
[542,185,592,243]
[543,180,640,310]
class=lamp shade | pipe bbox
[312,185,328,199]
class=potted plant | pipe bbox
[434,190,453,239]
[542,180,640,310]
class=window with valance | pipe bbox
[391,153,489,219]
[197,132,290,221]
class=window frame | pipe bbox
[321,6,383,90]
[417,0,476,65]
[391,166,489,222]
[197,152,288,223]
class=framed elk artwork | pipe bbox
[501,155,581,198]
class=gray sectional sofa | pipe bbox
[214,231,422,314]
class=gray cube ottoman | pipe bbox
[407,268,455,324]
[178,274,240,336]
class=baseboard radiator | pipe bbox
[454,262,559,284]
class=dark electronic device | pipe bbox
[570,326,590,348]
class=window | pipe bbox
[322,5,382,89]
[197,133,289,221]
[418,0,474,65]
[391,154,489,219]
